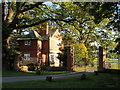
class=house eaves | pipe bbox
[17,30,42,40]
[42,35,49,40]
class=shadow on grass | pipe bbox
[2,73,120,88]
[2,70,73,77]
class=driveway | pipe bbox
[2,67,96,83]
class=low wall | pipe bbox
[98,68,120,74]
[20,57,38,66]
[104,69,120,74]
[41,66,67,71]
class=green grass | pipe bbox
[110,63,120,69]
[93,58,120,69]
[2,73,120,88]
[93,58,119,63]
[2,71,72,77]
[74,65,95,72]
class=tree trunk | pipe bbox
[14,54,20,71]
[2,23,12,70]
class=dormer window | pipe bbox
[56,42,60,47]
[21,29,30,35]
[24,40,31,45]
[24,53,30,61]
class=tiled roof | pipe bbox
[17,30,42,40]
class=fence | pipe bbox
[105,58,120,69]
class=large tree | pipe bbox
[57,2,119,67]
[2,1,119,70]
[2,1,76,70]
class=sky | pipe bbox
[43,1,53,5]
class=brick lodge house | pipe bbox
[16,24,74,70]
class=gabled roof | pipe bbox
[17,30,42,40]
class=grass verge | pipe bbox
[2,71,72,77]
[2,73,120,88]
[110,63,120,69]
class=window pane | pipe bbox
[24,40,31,45]
[24,53,30,61]
[50,55,54,64]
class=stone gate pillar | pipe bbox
[67,47,74,71]
[14,53,20,71]
[98,46,106,72]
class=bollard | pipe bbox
[36,70,41,75]
[94,71,98,76]
[80,74,86,80]
[46,76,52,82]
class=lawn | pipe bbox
[2,73,120,88]
[2,65,95,77]
[110,63,120,69]
[74,65,96,72]
[2,70,72,77]
[93,58,120,69]
[94,58,119,63]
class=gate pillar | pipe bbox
[98,46,106,71]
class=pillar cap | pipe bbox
[15,53,20,55]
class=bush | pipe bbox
[36,70,41,75]
[26,63,37,71]
[46,67,67,71]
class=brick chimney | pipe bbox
[37,23,49,36]
[46,23,49,35]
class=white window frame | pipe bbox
[24,53,30,61]
[56,42,60,47]
[24,40,31,45]
[50,55,55,64]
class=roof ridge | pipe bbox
[17,30,42,40]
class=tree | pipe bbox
[87,2,120,54]
[57,28,77,67]
[57,2,119,66]
[2,2,76,70]
[74,42,89,66]
[2,2,45,70]
[2,1,76,51]
[49,2,119,65]
[2,1,119,70]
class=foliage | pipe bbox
[2,2,77,70]
[74,42,89,65]
[2,2,120,70]
[57,46,70,67]
[55,2,119,66]
[114,38,120,54]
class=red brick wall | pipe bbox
[41,40,49,66]
[67,47,74,70]
[38,29,47,35]
[42,40,49,51]
[37,40,42,63]
[18,40,38,57]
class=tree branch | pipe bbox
[2,2,5,23]
[38,6,76,23]
[20,2,26,9]
[20,2,43,13]
[8,2,43,28]
[43,5,62,16]
[13,18,50,29]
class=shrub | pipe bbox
[26,63,37,71]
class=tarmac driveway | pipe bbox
[2,68,95,83]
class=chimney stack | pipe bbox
[46,23,49,35]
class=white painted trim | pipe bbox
[49,54,60,67]
[50,50,61,53]
[50,38,62,43]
